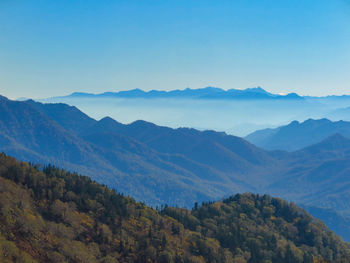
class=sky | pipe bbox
[0,0,350,99]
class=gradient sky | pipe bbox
[0,0,350,99]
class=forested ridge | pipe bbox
[0,153,349,263]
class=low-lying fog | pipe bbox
[39,97,350,136]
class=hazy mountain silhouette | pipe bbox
[58,87,304,100]
[245,118,350,151]
[328,106,350,121]
[267,134,350,216]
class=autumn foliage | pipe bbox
[0,153,349,262]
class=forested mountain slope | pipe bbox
[0,154,349,263]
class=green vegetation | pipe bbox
[0,153,349,262]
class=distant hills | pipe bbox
[245,118,350,151]
[2,95,350,240]
[56,87,304,100]
[1,154,349,263]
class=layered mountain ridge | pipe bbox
[245,118,350,151]
[2,95,350,240]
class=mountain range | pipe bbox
[1,95,263,207]
[245,118,350,151]
[2,95,350,240]
[41,87,350,137]
[48,87,350,101]
[54,87,303,100]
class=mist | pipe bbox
[39,97,350,136]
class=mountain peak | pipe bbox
[302,118,331,125]
[284,92,302,99]
[300,133,350,153]
[94,116,123,130]
[244,86,269,94]
[283,120,300,129]
[99,116,118,123]
[130,119,157,128]
[246,118,350,151]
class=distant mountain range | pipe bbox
[40,87,350,137]
[48,87,350,101]
[54,87,304,100]
[2,95,350,240]
[245,118,350,151]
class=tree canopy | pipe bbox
[0,153,349,262]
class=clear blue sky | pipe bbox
[1,0,350,99]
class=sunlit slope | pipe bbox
[0,153,349,263]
